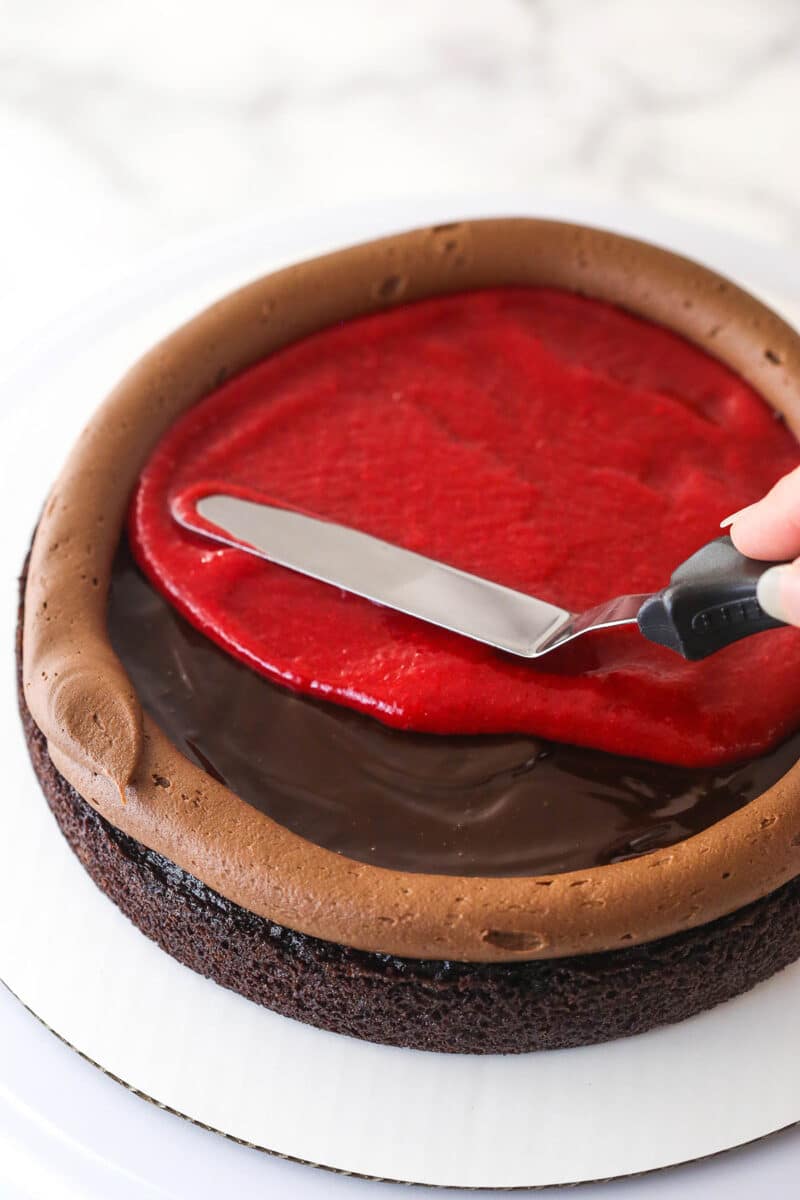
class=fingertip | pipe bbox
[727,505,764,557]
[728,499,800,561]
[722,466,800,560]
[720,505,754,530]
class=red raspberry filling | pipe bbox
[130,288,800,765]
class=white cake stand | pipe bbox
[3,196,800,1197]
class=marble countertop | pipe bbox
[3,0,800,350]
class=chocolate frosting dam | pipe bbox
[22,218,800,963]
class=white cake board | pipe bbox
[3,197,800,1193]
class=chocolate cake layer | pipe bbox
[108,543,800,878]
[19,590,800,1052]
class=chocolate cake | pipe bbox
[19,219,800,1053]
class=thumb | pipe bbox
[757,560,800,628]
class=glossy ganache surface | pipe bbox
[109,543,799,878]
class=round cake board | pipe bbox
[3,197,800,1191]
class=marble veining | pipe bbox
[2,0,800,351]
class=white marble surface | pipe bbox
[3,0,800,352]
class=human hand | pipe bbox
[722,464,800,626]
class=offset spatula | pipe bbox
[175,493,789,662]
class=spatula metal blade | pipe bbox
[189,494,571,658]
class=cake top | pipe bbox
[22,219,800,962]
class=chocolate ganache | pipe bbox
[108,541,799,878]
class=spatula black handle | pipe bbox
[637,536,788,660]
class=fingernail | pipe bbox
[720,504,754,529]
[757,565,795,623]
